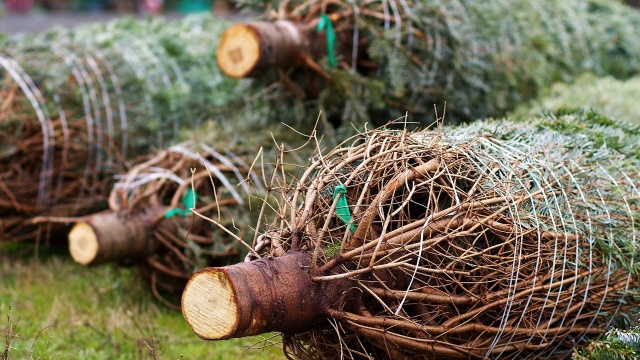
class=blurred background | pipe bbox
[0,0,234,13]
[2,0,638,35]
[0,0,237,34]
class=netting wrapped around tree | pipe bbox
[67,140,265,308]
[0,14,250,242]
[217,0,640,127]
[182,112,640,359]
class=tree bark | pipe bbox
[216,21,317,78]
[68,207,168,266]
[181,251,354,340]
[216,16,357,79]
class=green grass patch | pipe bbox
[0,244,284,360]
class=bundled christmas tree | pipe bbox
[65,119,308,307]
[66,139,263,308]
[182,111,640,359]
[216,0,640,127]
[513,73,640,126]
[0,14,266,242]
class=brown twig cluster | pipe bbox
[0,58,130,242]
[244,117,640,359]
[83,143,262,308]
[1,309,15,360]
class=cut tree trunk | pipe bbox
[68,207,169,266]
[181,251,354,340]
[216,15,352,79]
[216,21,316,78]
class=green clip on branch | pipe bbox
[316,14,337,68]
[165,188,198,219]
[332,185,355,232]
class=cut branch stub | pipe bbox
[68,207,167,266]
[216,21,316,78]
[182,251,354,340]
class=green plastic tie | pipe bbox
[164,188,198,219]
[316,14,337,68]
[332,185,355,232]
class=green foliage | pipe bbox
[319,68,385,128]
[422,111,640,348]
[452,111,640,281]
[324,241,341,259]
[513,73,640,125]
[574,326,640,359]
[534,110,640,156]
[0,14,257,154]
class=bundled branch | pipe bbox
[218,0,640,127]
[182,111,640,359]
[68,141,265,308]
[574,326,640,359]
[514,73,640,126]
[0,14,253,242]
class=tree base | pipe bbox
[182,251,354,339]
[68,208,167,266]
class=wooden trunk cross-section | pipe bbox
[68,207,168,266]
[182,251,354,339]
[216,21,312,78]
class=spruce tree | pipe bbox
[182,110,640,359]
[219,0,640,129]
[0,14,270,242]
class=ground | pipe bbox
[1,242,284,359]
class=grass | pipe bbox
[0,243,284,360]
